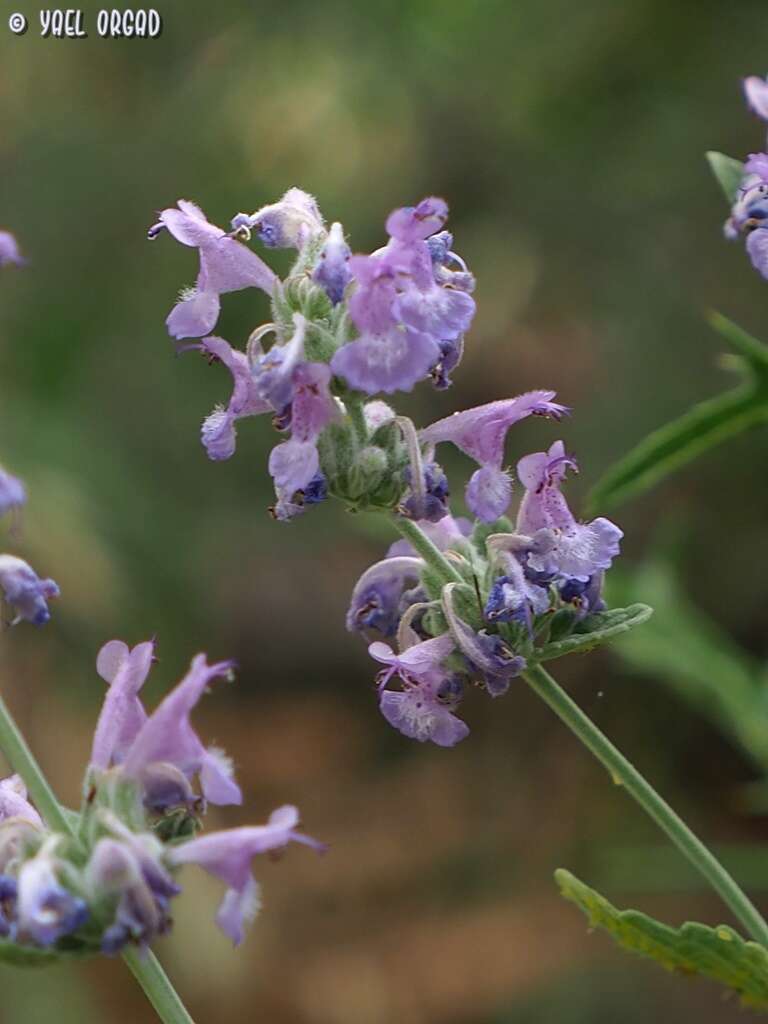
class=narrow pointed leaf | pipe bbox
[556,868,768,1009]
[587,386,768,514]
[588,316,768,513]
[709,312,768,376]
[533,603,652,662]
[706,151,745,203]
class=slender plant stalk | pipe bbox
[0,690,195,1023]
[523,662,768,945]
[0,693,72,835]
[345,396,369,446]
[391,517,464,587]
[396,514,768,944]
[123,948,195,1024]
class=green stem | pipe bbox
[0,690,195,1023]
[0,692,73,835]
[390,516,464,587]
[523,662,768,945]
[123,948,195,1024]
[346,396,369,446]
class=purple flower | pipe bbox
[385,197,449,242]
[0,776,42,829]
[369,634,469,746]
[87,827,179,953]
[91,645,241,810]
[400,461,450,523]
[420,391,567,522]
[441,582,525,697]
[744,76,768,120]
[198,337,271,461]
[268,440,320,511]
[90,640,154,772]
[119,654,242,809]
[331,197,475,395]
[148,200,276,340]
[268,358,338,521]
[169,805,324,945]
[0,231,25,267]
[723,175,768,277]
[236,189,325,250]
[745,154,768,181]
[251,314,307,414]
[313,222,351,304]
[346,555,424,636]
[515,440,622,582]
[0,556,59,626]
[484,560,550,630]
[331,257,439,394]
[0,467,26,519]
[290,362,338,441]
[363,400,396,433]
[560,572,606,617]
[17,850,88,947]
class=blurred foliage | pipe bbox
[1,0,768,1021]
[609,558,768,773]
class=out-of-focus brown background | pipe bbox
[1,1,768,1020]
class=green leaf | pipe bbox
[587,315,768,514]
[706,151,745,203]
[709,312,768,375]
[533,603,652,663]
[556,868,768,1009]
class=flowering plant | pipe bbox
[2,67,768,1023]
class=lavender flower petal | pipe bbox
[168,806,323,944]
[744,76,768,120]
[420,391,567,467]
[122,655,242,807]
[330,325,439,395]
[0,467,26,518]
[154,201,276,340]
[747,228,768,279]
[0,231,25,267]
[346,556,424,635]
[90,640,154,771]
[379,687,469,747]
[0,776,42,828]
[465,465,512,522]
[17,854,88,947]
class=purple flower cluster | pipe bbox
[724,75,768,277]
[0,640,323,954]
[149,189,476,519]
[347,433,622,747]
[147,186,627,751]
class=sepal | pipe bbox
[533,604,653,662]
[706,151,746,203]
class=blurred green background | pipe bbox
[1,0,768,1020]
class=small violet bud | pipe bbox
[312,222,352,305]
[0,556,60,627]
